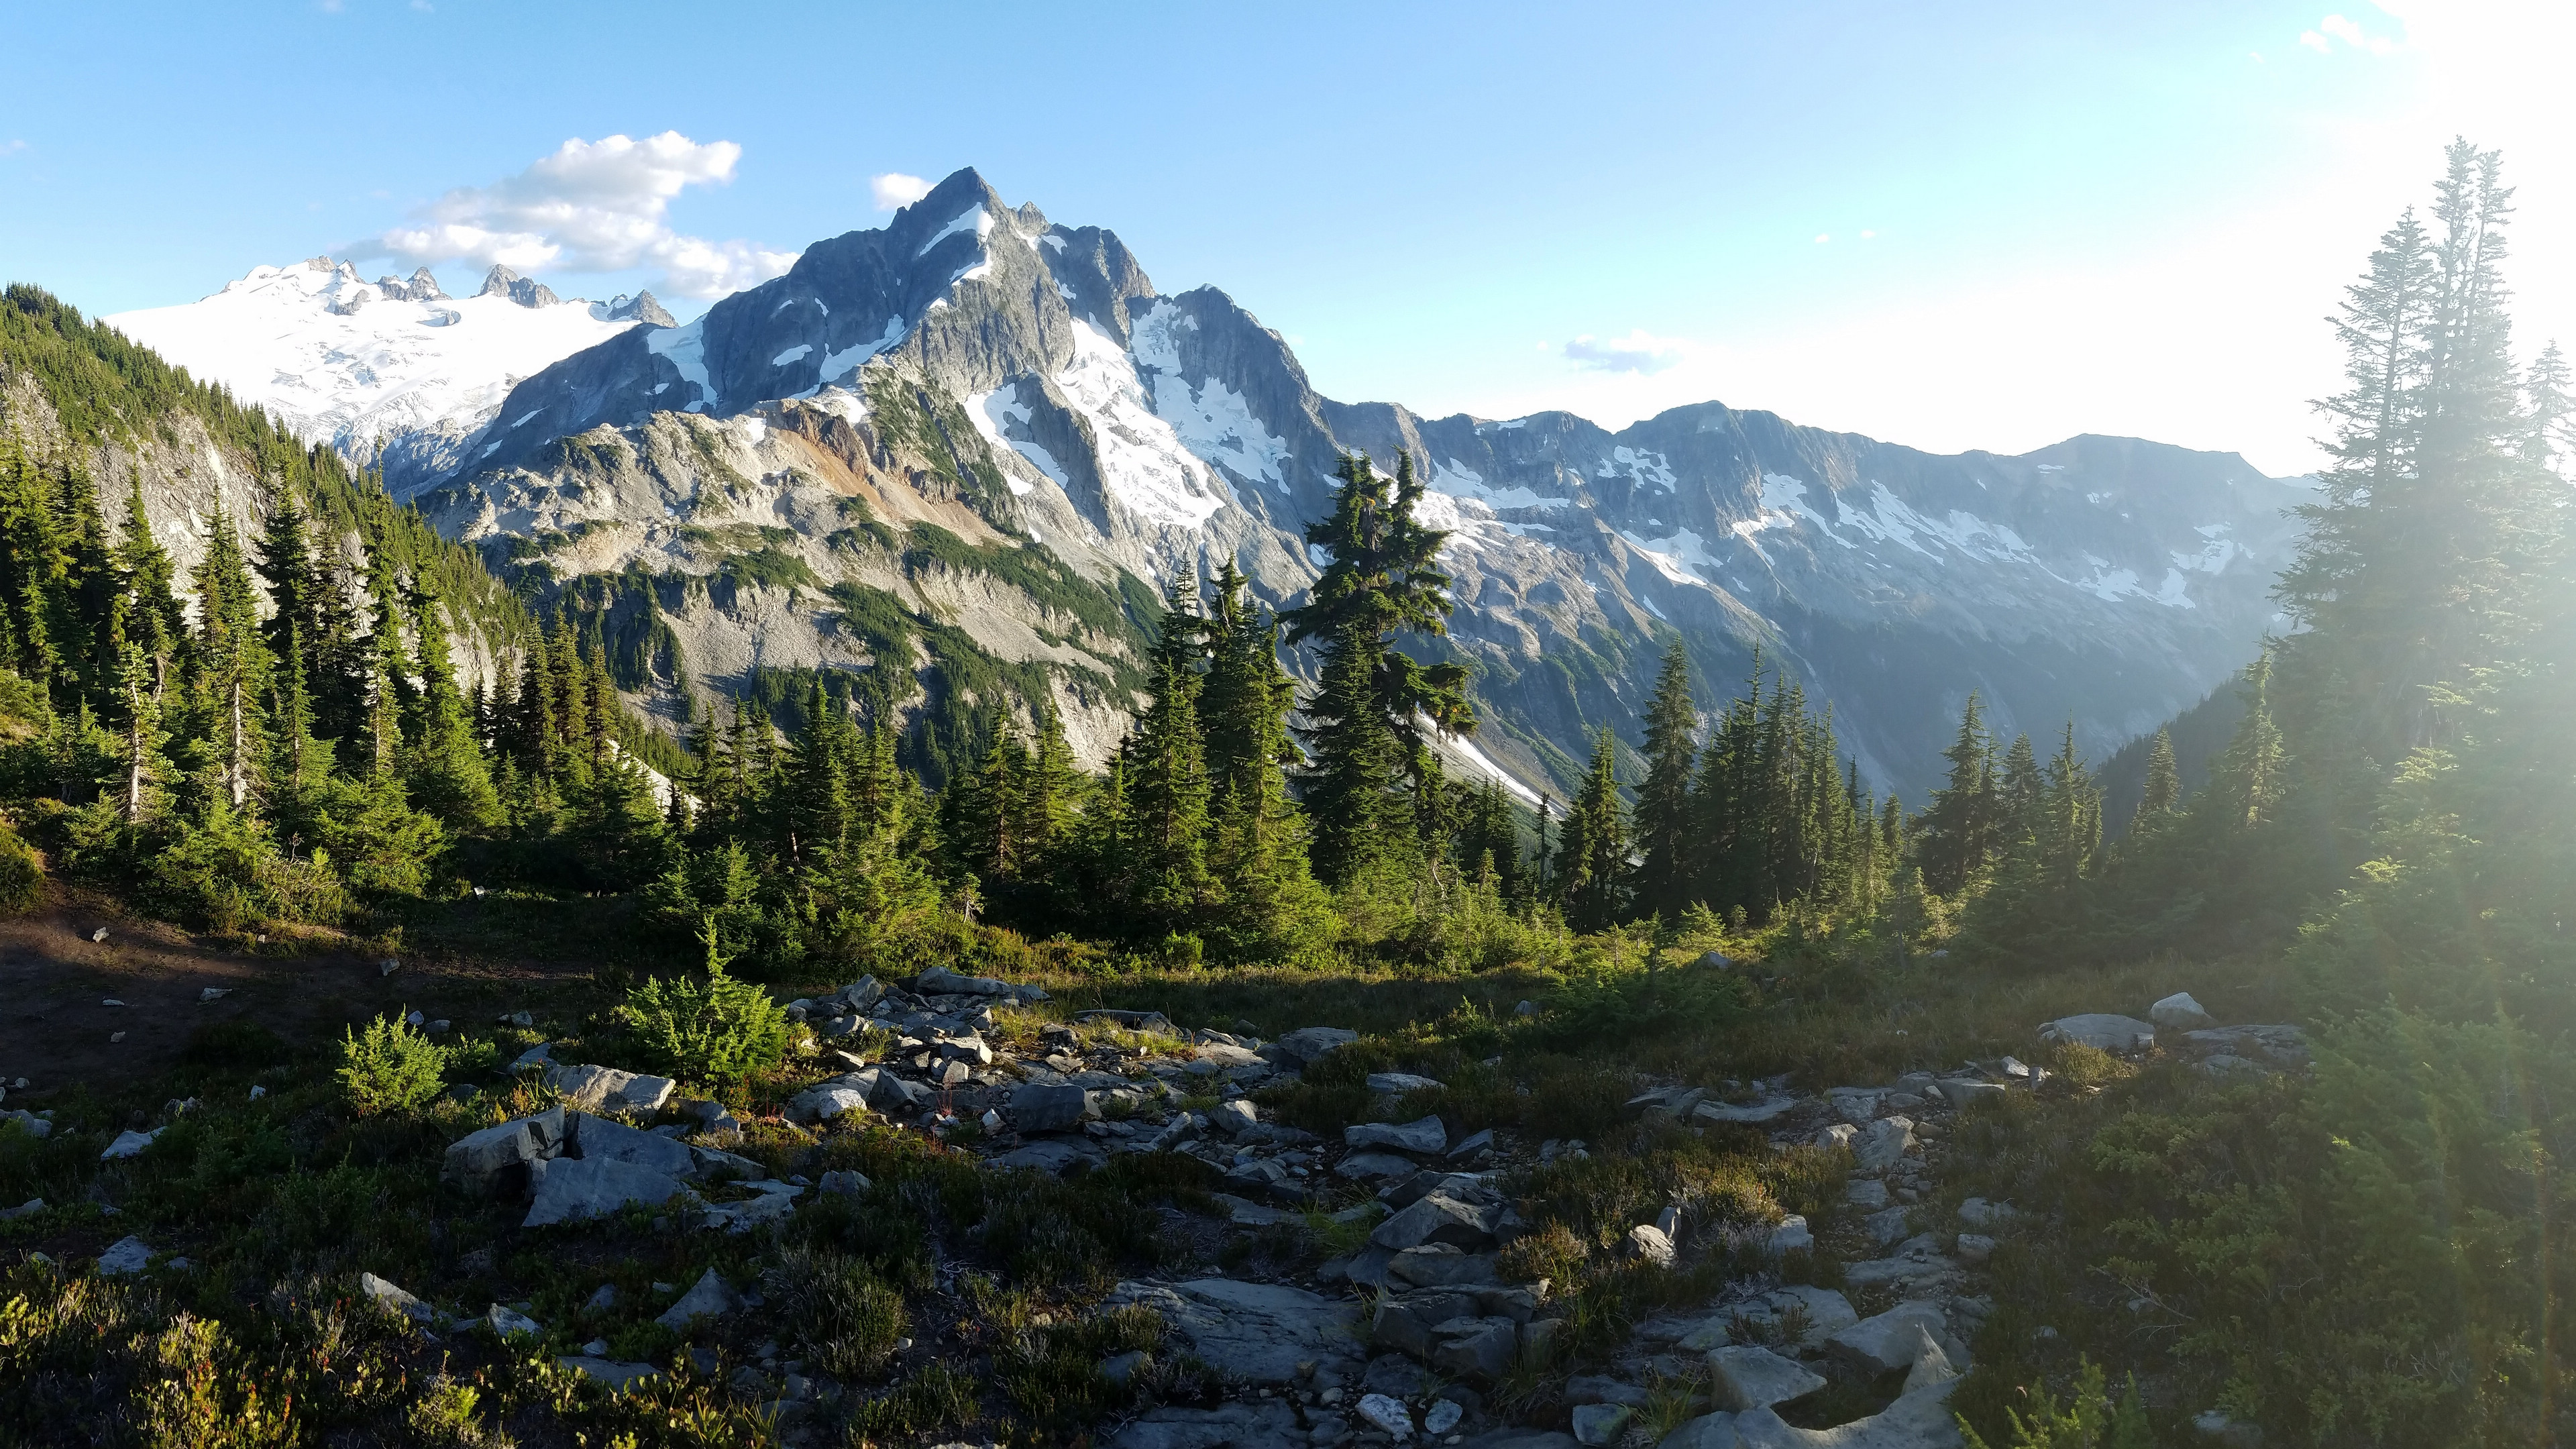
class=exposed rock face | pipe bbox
[478,264,564,309]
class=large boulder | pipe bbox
[549,1065,677,1114]
[1708,1345,1826,1411]
[1827,1301,1968,1379]
[1011,1082,1095,1134]
[655,1267,737,1331]
[1851,1118,1917,1172]
[916,965,1012,997]
[2038,1014,2155,1052]
[1346,1115,1447,1154]
[1264,1026,1357,1068]
[1371,1192,1497,1252]
[787,1083,872,1125]
[2149,992,2215,1030]
[523,1155,692,1228]
[1106,1278,1364,1385]
[568,1112,695,1177]
[1430,1316,1519,1379]
[443,1107,566,1197]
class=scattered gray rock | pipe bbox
[655,1268,737,1331]
[1935,1079,2007,1109]
[1347,1115,1447,1155]
[995,1139,1107,1175]
[1338,1150,1422,1181]
[1956,1197,2019,1231]
[1367,1072,1444,1095]
[1955,1233,1996,1265]
[1628,1222,1677,1267]
[1208,1099,1260,1137]
[1387,1247,1499,1288]
[584,1284,619,1312]
[2151,991,2216,1030]
[198,987,230,1003]
[1012,1082,1095,1134]
[1866,1206,1915,1248]
[787,1083,872,1124]
[1827,1301,1967,1379]
[1707,1345,1826,1411]
[1658,1412,1746,1449]
[523,1155,692,1228]
[1572,1403,1632,1445]
[100,1128,161,1161]
[2038,1014,2156,1052]
[1851,1117,1917,1171]
[1358,1392,1415,1438]
[443,1108,566,1197]
[558,1356,661,1391]
[1737,1286,1859,1348]
[97,1236,152,1275]
[487,1304,543,1339]
[819,1169,869,1196]
[703,1185,801,1233]
[1695,1096,1801,1125]
[551,1065,678,1114]
[1763,1214,1813,1257]
[1431,1317,1519,1379]
[1424,1399,1466,1436]
[1265,1026,1358,1068]
[1,1110,50,1140]
[1371,1192,1497,1252]
[2176,1024,2310,1068]
[1110,1401,1305,1449]
[1106,1278,1364,1385]
[360,1272,437,1324]
[1447,1128,1497,1159]
[1845,1177,1890,1210]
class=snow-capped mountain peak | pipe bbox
[106,256,657,493]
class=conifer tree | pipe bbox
[400,578,499,827]
[2137,727,2181,824]
[1915,694,1996,895]
[1284,453,1472,888]
[1558,727,1628,931]
[186,506,272,812]
[1633,640,1698,917]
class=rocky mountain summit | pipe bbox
[409,168,2304,795]
[101,169,2308,797]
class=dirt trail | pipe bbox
[0,886,591,1102]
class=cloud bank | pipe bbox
[362,132,797,299]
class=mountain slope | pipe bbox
[182,170,2316,798]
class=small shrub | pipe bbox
[846,1363,979,1442]
[1960,1358,2151,1448]
[0,824,43,914]
[336,1012,451,1116]
[616,929,790,1083]
[622,983,784,1085]
[765,1248,908,1381]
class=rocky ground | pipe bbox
[1,953,2308,1448]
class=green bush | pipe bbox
[0,824,44,914]
[335,1012,451,1116]
[616,938,790,1083]
[1960,1359,2150,1448]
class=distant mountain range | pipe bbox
[102,168,2310,800]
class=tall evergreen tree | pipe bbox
[1558,727,1628,931]
[1915,694,1996,895]
[1284,453,1472,888]
[1633,640,1698,917]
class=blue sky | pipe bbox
[2,1,2564,475]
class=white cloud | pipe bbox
[1814,232,1831,244]
[362,131,798,300]
[2304,12,2400,54]
[0,140,25,157]
[1562,330,1698,376]
[870,172,933,211]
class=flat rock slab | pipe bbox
[1371,1191,1495,1251]
[1695,1097,1802,1125]
[1265,1026,1357,1067]
[1730,1375,1963,1447]
[97,1236,153,1275]
[550,1065,676,1114]
[1367,1072,1445,1094]
[523,1155,692,1228]
[360,1272,435,1324]
[570,1112,697,1178]
[1106,1278,1363,1385]
[1012,1082,1093,1133]
[993,1139,1106,1176]
[558,1356,661,1391]
[2038,1014,2156,1052]
[1337,1150,1423,1181]
[1709,1345,1826,1411]
[1346,1115,1446,1154]
[1110,1400,1305,1449]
